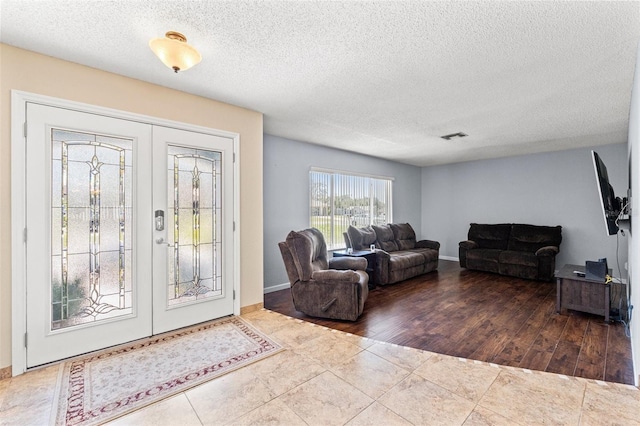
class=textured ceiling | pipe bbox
[1,1,639,166]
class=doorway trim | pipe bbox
[11,90,241,376]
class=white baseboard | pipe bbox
[439,255,459,262]
[264,282,290,294]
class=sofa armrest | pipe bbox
[459,240,478,250]
[535,246,559,257]
[374,249,390,261]
[311,269,362,284]
[372,250,390,285]
[535,246,559,281]
[329,256,367,271]
[416,239,440,250]
[458,240,478,269]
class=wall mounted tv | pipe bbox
[592,150,629,235]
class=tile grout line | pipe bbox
[183,391,205,426]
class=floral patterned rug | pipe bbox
[52,316,283,426]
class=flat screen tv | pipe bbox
[592,150,626,235]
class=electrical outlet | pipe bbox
[625,262,628,270]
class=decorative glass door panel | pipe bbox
[152,126,234,334]
[26,103,153,368]
[51,129,133,330]
[167,145,222,307]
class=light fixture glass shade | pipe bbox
[149,31,202,73]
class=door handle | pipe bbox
[155,237,174,248]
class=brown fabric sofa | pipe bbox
[279,228,369,321]
[347,223,440,285]
[459,223,562,281]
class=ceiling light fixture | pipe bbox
[149,31,202,73]
[440,132,468,140]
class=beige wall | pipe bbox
[0,44,264,369]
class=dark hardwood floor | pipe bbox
[264,260,635,385]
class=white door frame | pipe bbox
[11,90,241,376]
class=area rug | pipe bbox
[52,316,283,426]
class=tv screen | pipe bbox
[592,150,622,235]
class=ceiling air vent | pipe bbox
[440,132,468,140]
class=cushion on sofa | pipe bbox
[468,223,511,250]
[373,224,399,252]
[499,250,538,267]
[391,223,417,250]
[411,247,439,263]
[507,224,562,253]
[388,251,425,270]
[466,249,501,273]
[499,263,538,280]
[347,225,377,250]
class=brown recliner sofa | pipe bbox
[279,228,369,321]
[459,223,562,281]
[347,223,440,285]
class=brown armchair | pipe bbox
[278,228,369,321]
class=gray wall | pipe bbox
[264,134,423,290]
[626,41,639,385]
[421,143,629,276]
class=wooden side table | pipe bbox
[332,249,377,289]
[556,264,611,322]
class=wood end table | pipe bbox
[556,264,611,322]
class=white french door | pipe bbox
[24,103,234,368]
[152,126,234,333]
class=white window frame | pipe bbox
[309,167,393,249]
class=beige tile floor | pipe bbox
[1,309,639,425]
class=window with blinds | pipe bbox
[310,169,393,249]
